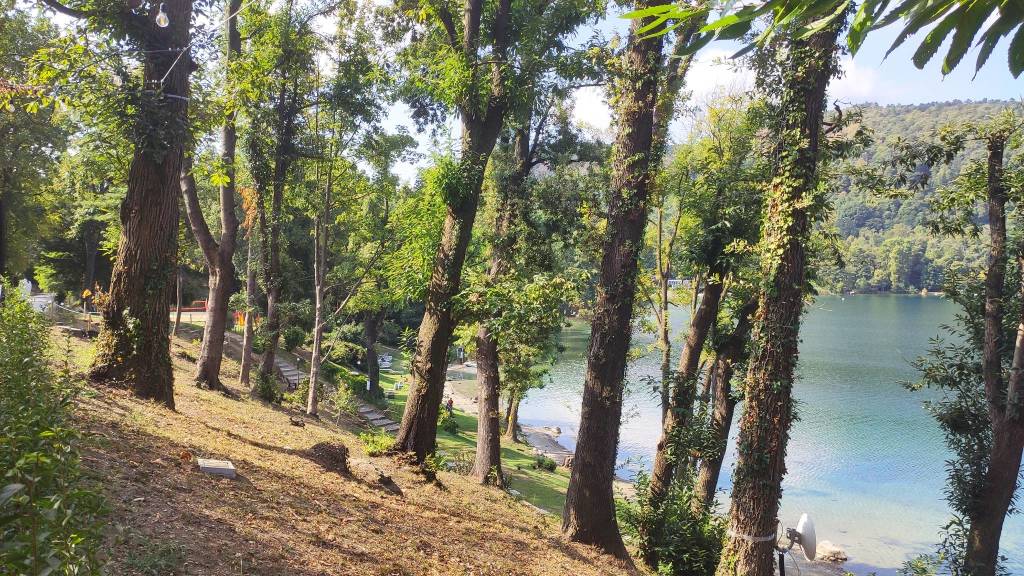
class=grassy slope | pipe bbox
[63,331,634,576]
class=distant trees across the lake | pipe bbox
[818,100,1011,294]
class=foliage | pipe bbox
[628,0,1024,78]
[359,429,396,456]
[282,325,307,352]
[533,454,557,472]
[437,409,459,435]
[0,289,104,574]
[619,472,727,576]
[252,371,281,403]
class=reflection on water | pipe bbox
[517,294,1024,575]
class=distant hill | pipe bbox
[820,100,1017,293]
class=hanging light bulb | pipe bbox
[155,3,170,27]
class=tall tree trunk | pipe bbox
[504,393,520,442]
[644,277,724,567]
[692,297,757,513]
[180,0,241,391]
[172,265,183,337]
[257,0,298,386]
[962,132,1024,576]
[82,219,100,307]
[0,188,7,278]
[715,20,845,576]
[307,217,326,416]
[394,0,513,462]
[561,4,665,561]
[239,238,257,388]
[650,18,702,424]
[89,0,193,409]
[364,309,384,398]
[648,279,723,498]
[472,125,531,486]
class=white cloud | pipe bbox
[830,56,888,104]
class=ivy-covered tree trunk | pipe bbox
[472,126,530,487]
[394,0,512,462]
[90,0,192,409]
[238,238,258,388]
[715,21,844,576]
[692,297,757,513]
[963,132,1024,576]
[181,0,241,391]
[561,4,664,561]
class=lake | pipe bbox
[516,294,1024,575]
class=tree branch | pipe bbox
[180,156,221,266]
[38,0,88,18]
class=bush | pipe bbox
[253,371,281,403]
[358,429,395,456]
[438,409,459,435]
[533,454,557,472]
[282,325,307,352]
[283,376,321,408]
[1,289,104,573]
[618,472,726,576]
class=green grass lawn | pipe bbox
[375,359,571,515]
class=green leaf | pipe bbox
[847,0,884,54]
[886,0,957,58]
[620,5,673,20]
[794,0,851,39]
[974,7,1021,75]
[940,2,992,74]
[910,7,959,69]
[1009,23,1024,77]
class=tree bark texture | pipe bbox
[715,21,844,576]
[89,0,192,409]
[364,309,384,398]
[561,4,665,561]
[394,0,513,462]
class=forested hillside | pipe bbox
[819,100,1013,293]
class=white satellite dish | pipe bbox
[792,513,817,561]
[776,513,818,576]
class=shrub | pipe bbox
[533,454,557,472]
[358,429,395,456]
[618,472,726,576]
[253,371,281,403]
[437,409,459,435]
[282,325,307,352]
[283,376,322,408]
[1,289,104,574]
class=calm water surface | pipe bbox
[517,294,1024,575]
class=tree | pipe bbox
[244,0,319,393]
[878,110,1024,576]
[33,0,195,407]
[715,17,847,575]
[560,1,666,560]
[179,0,242,391]
[640,96,766,569]
[0,4,65,281]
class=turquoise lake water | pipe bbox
[517,294,1024,575]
